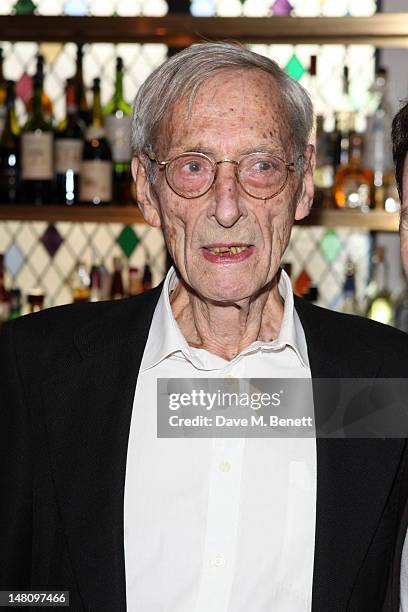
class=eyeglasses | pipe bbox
[146,151,297,201]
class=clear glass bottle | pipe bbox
[341,258,359,315]
[365,246,394,325]
[71,261,90,302]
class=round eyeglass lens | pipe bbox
[239,154,287,198]
[167,153,214,197]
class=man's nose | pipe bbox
[212,161,243,228]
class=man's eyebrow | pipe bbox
[165,144,285,158]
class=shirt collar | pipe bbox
[140,266,309,371]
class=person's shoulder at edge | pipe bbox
[295,294,408,363]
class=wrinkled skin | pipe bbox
[132,69,315,360]
[400,154,408,279]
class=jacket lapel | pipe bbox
[295,297,405,610]
[40,286,162,611]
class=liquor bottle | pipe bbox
[333,117,374,212]
[142,262,152,292]
[71,261,90,302]
[8,287,22,319]
[110,257,125,299]
[314,115,334,208]
[89,263,101,302]
[0,80,20,204]
[294,268,311,297]
[27,289,44,312]
[128,266,142,296]
[365,246,393,325]
[55,78,84,205]
[0,254,9,324]
[13,0,37,14]
[79,78,113,205]
[364,68,398,211]
[21,68,54,205]
[26,55,53,124]
[74,44,90,126]
[104,57,132,204]
[341,259,359,315]
[303,286,319,304]
[0,49,7,139]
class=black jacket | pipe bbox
[1,286,408,611]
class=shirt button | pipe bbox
[219,461,231,473]
[212,554,225,567]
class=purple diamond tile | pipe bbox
[271,0,293,16]
[5,242,25,277]
[41,224,64,258]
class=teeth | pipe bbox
[207,246,248,255]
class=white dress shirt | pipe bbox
[124,267,316,612]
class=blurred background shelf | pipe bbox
[1,14,408,47]
[0,205,399,230]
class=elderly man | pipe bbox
[2,42,408,612]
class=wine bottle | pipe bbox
[104,57,132,204]
[55,78,84,205]
[74,44,90,126]
[80,78,112,206]
[0,80,20,204]
[142,262,152,292]
[26,55,53,124]
[21,69,54,205]
[0,49,7,139]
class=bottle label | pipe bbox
[80,160,112,203]
[55,138,83,173]
[105,115,132,162]
[22,132,53,180]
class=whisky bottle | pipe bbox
[104,57,132,204]
[71,261,90,302]
[80,78,112,205]
[55,78,84,205]
[365,246,393,325]
[0,80,20,204]
[333,115,374,212]
[21,68,54,204]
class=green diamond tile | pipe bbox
[319,229,342,264]
[284,54,305,81]
[117,225,140,258]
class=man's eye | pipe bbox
[255,160,274,172]
[185,161,202,173]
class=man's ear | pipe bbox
[131,155,161,228]
[294,144,316,221]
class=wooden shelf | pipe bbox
[0,204,146,224]
[0,205,400,231]
[1,14,408,47]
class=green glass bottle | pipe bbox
[0,81,20,204]
[21,69,53,204]
[80,78,112,206]
[104,57,132,204]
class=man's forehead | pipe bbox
[160,69,290,152]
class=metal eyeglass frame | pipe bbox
[145,150,298,201]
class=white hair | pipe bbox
[131,41,314,181]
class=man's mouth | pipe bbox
[205,245,250,256]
